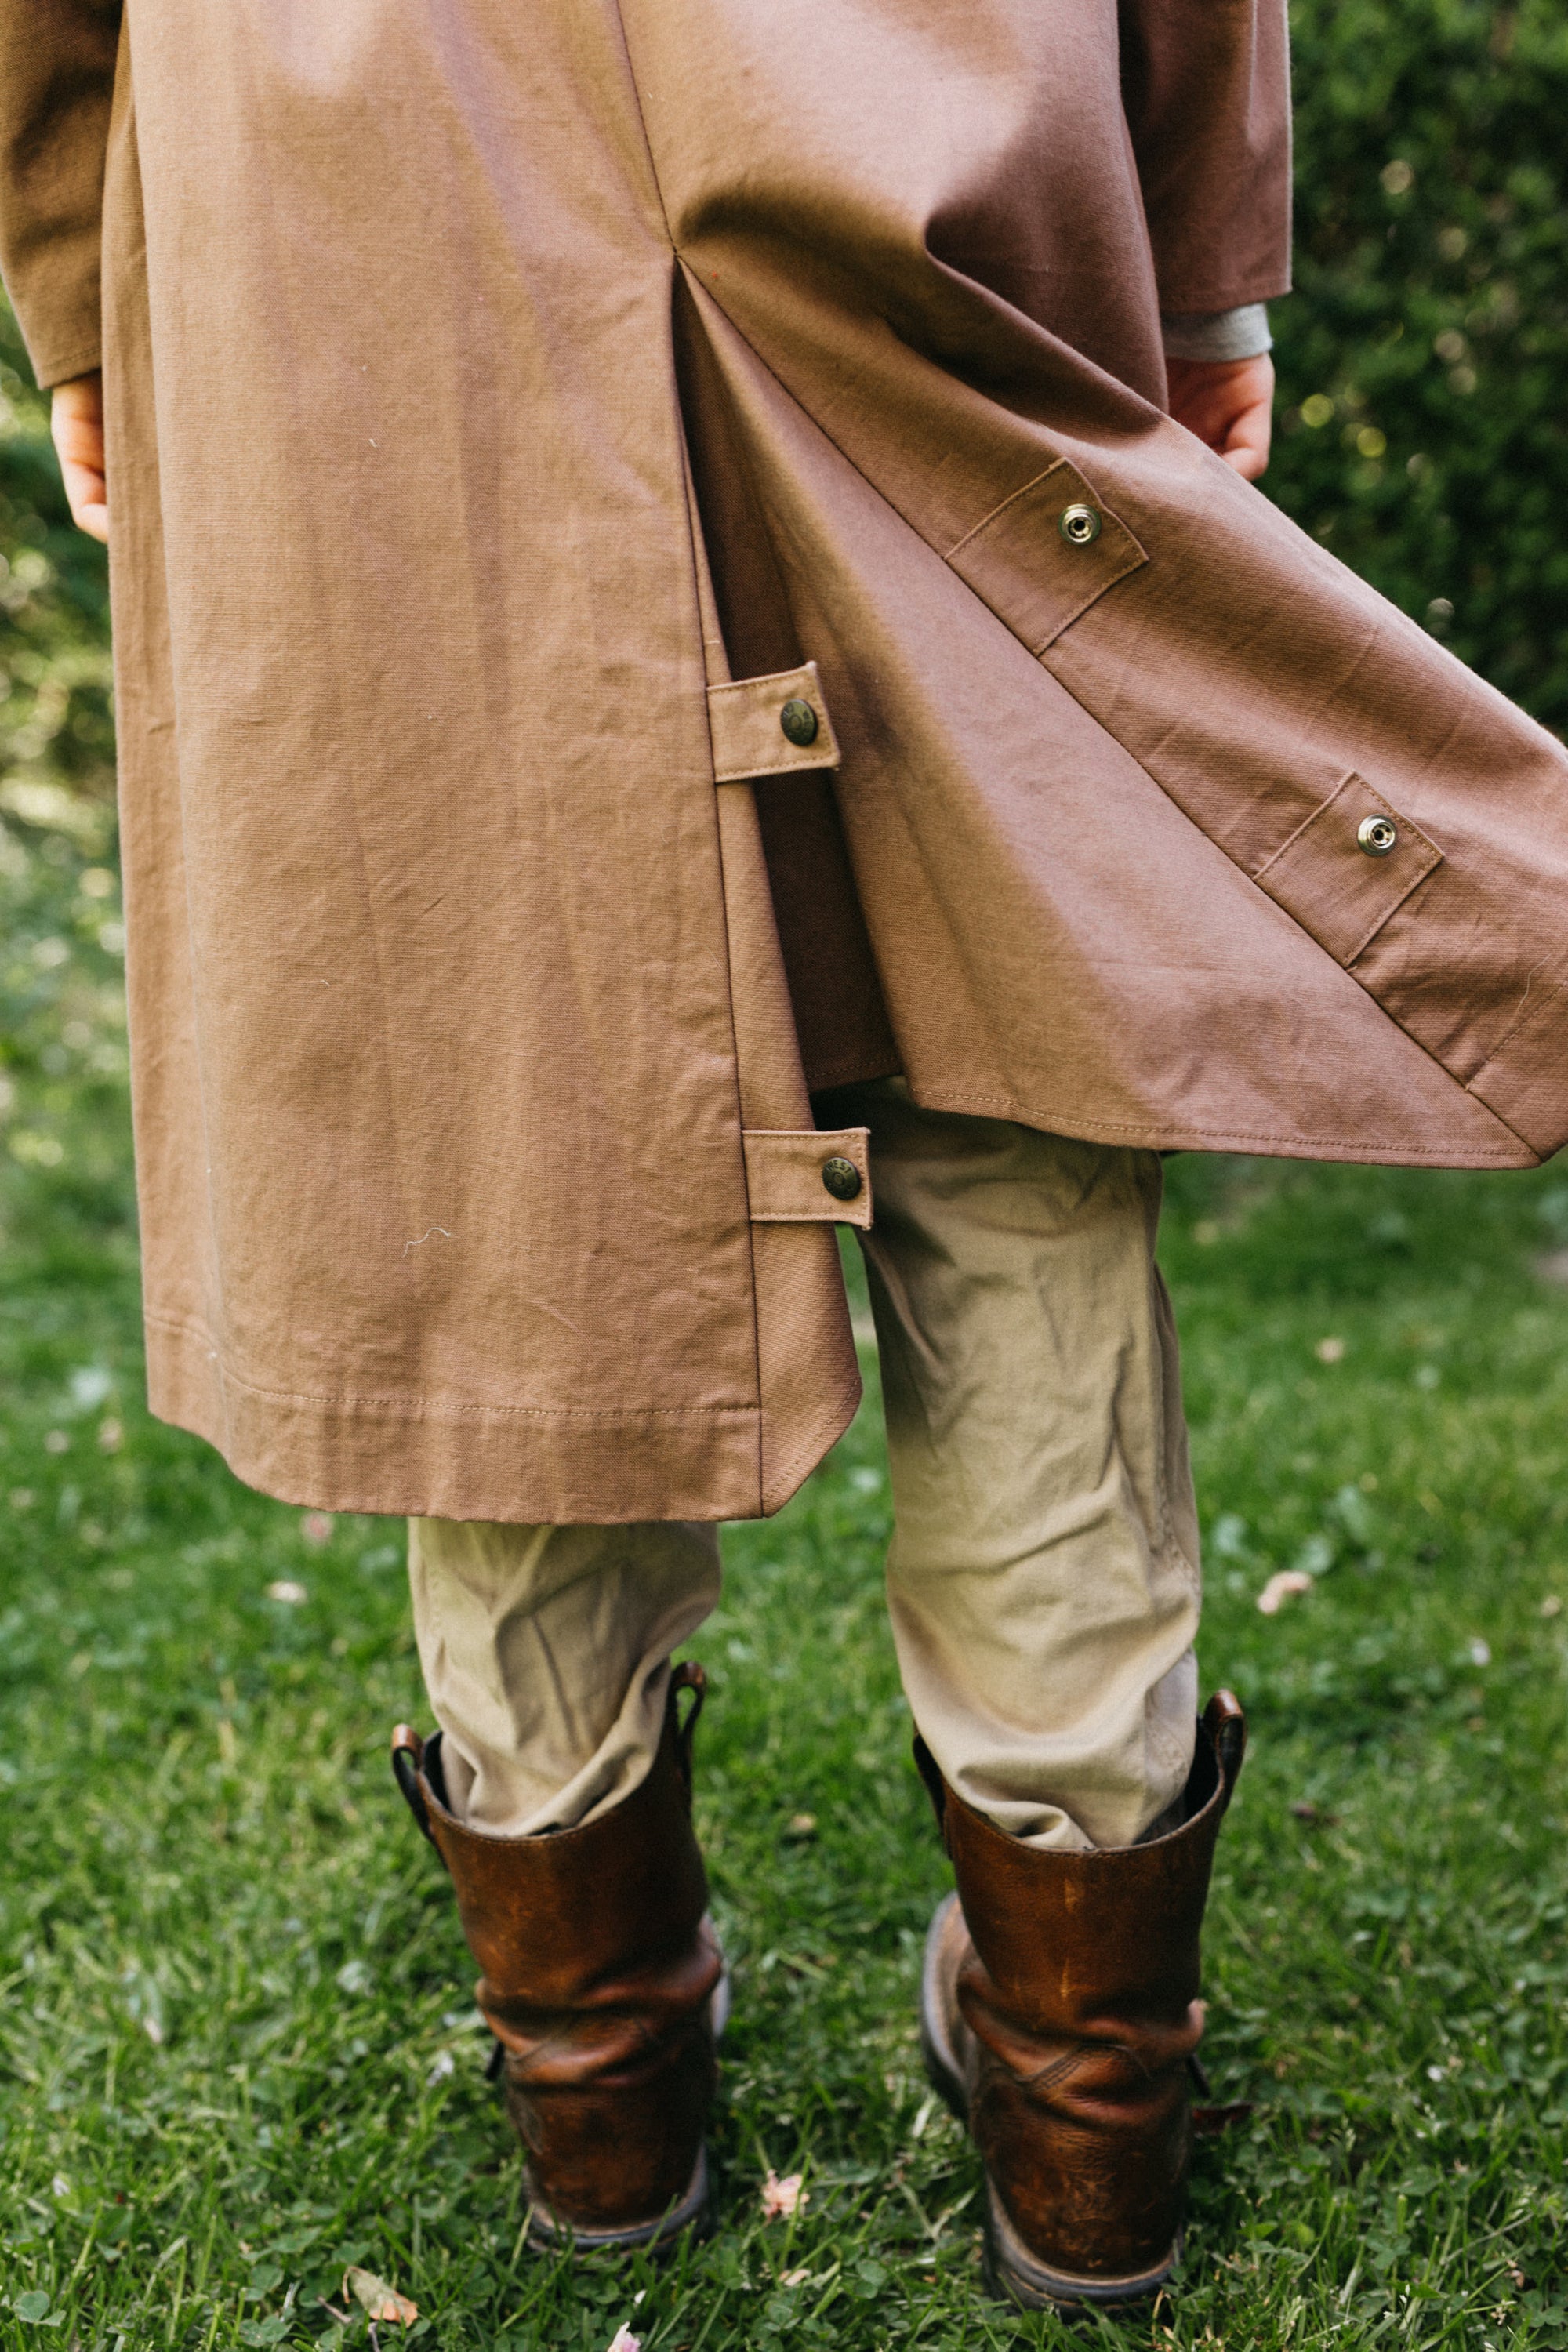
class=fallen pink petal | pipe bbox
[606,2328,642,2352]
[761,2169,807,2220]
[1257,1569,1314,1616]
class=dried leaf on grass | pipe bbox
[344,2268,418,2325]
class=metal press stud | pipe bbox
[821,1156,862,1202]
[1357,815,1398,857]
[779,698,819,748]
[1058,503,1103,547]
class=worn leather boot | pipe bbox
[391,1661,725,2250]
[917,1691,1246,2310]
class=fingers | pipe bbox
[50,371,108,542]
[1165,353,1274,483]
[59,459,108,541]
[1218,396,1272,481]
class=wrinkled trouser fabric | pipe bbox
[408,1085,1201,1852]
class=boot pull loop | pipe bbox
[669,1660,707,1800]
[390,1723,436,1847]
[911,1733,949,1849]
[1204,1690,1247,1805]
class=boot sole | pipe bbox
[526,2143,713,2255]
[921,1893,1180,2311]
[985,2182,1180,2310]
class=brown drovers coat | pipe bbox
[2,1,1566,1524]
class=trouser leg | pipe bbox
[826,1080,1202,1853]
[406,1515,722,1835]
[815,1081,1225,2307]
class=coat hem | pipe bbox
[143,1309,773,1525]
[893,1082,1537,1168]
[33,334,104,390]
[760,1367,862,1518]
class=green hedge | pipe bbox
[1272,0,1568,729]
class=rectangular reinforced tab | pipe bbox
[742,1127,872,1228]
[1252,772,1443,967]
[708,661,841,783]
[946,460,1147,655]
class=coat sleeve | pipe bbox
[1119,0,1292,318]
[0,0,121,387]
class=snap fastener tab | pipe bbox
[821,1155,862,1202]
[779,698,819,748]
[1357,814,1398,858]
[1058,502,1103,547]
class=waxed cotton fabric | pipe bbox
[2,1,1568,1526]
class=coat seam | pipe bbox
[673,354,768,1512]
[1465,966,1568,1083]
[714,752,836,782]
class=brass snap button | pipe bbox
[821,1155,862,1202]
[1356,814,1398,858]
[1058,503,1103,547]
[779,698,819,748]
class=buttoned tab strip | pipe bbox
[1252,772,1443,968]
[742,1127,872,1229]
[946,459,1147,655]
[707,661,841,783]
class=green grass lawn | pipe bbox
[4,797,1568,2352]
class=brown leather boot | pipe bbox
[391,1661,725,2250]
[917,1691,1245,2310]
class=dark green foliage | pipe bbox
[1273,0,1568,725]
[0,304,111,808]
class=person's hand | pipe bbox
[51,370,107,540]
[1165,352,1274,482]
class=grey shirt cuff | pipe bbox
[1160,302,1272,364]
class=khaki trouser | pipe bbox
[409,1084,1201,1852]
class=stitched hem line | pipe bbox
[714,753,838,782]
[144,1313,756,1424]
[1467,967,1568,1083]
[887,1085,1528,1160]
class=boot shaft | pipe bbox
[390,1661,720,2245]
[917,1693,1246,2303]
[917,1691,1244,2037]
